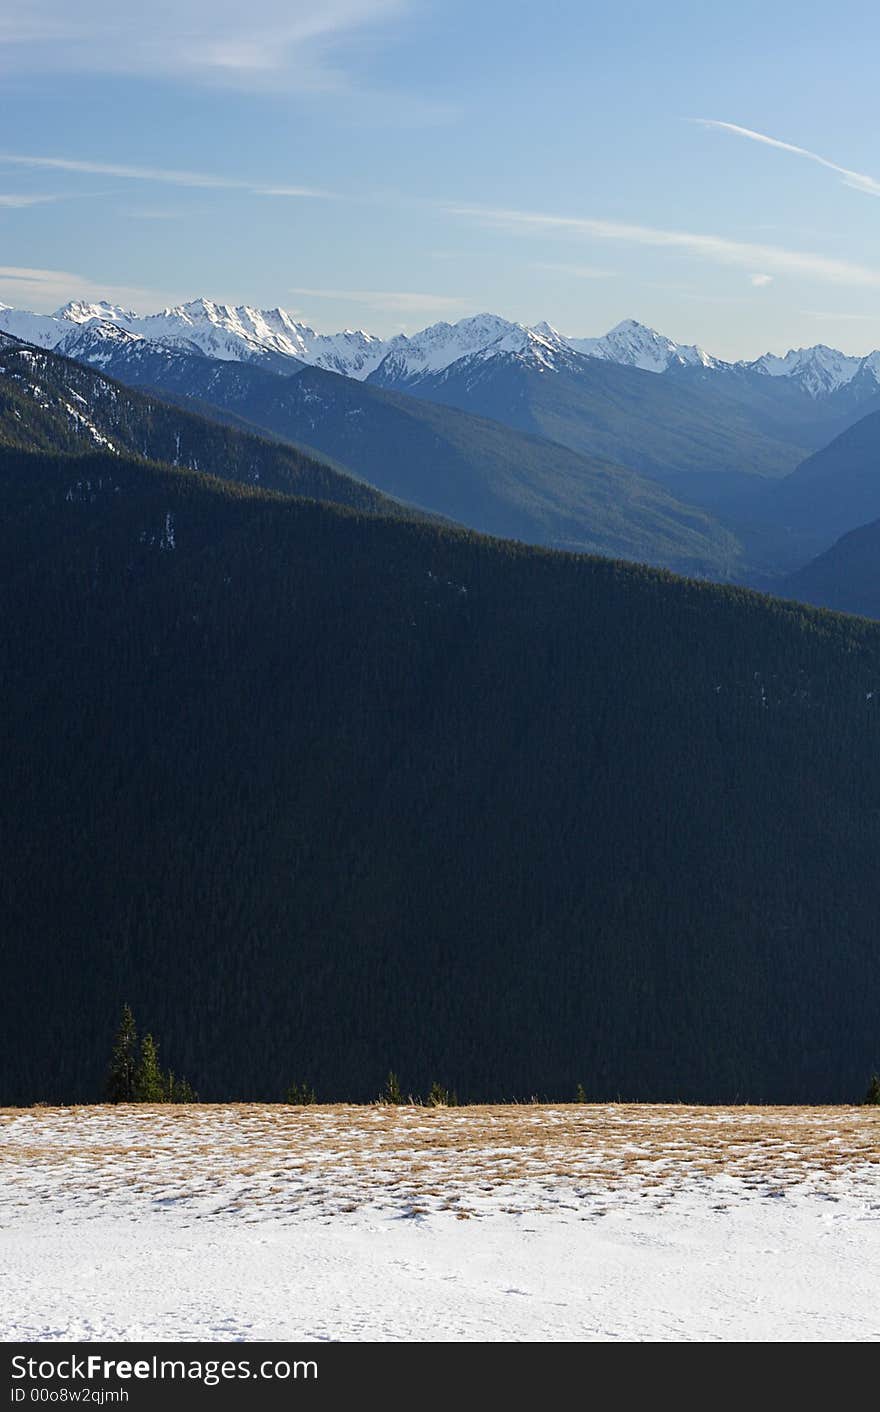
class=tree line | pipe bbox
[105,1009,880,1108]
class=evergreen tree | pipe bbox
[864,1074,880,1105]
[171,1076,198,1104]
[285,1081,316,1105]
[427,1081,450,1106]
[106,1004,138,1103]
[575,1082,587,1104]
[382,1071,402,1105]
[164,1069,198,1103]
[134,1033,165,1103]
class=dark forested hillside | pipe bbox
[3,441,880,1105]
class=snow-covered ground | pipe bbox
[2,1104,878,1342]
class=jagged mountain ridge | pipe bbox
[3,298,880,403]
[564,319,718,373]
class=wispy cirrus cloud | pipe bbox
[444,203,880,288]
[750,274,774,288]
[289,286,469,313]
[802,310,880,323]
[0,1,408,93]
[533,261,614,280]
[0,192,61,208]
[0,264,173,309]
[695,120,880,198]
[0,153,332,199]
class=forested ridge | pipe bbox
[3,442,880,1104]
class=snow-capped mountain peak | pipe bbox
[0,297,391,378]
[859,350,880,379]
[530,319,564,340]
[2,296,880,398]
[54,320,153,369]
[748,344,864,397]
[369,313,574,386]
[146,300,388,376]
[472,321,571,370]
[54,300,137,325]
[566,319,717,373]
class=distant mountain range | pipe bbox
[7,298,880,516]
[3,297,880,407]
[5,297,880,593]
[0,332,743,578]
[3,305,816,513]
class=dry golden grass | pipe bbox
[1,1103,877,1217]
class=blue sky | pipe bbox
[1,0,879,357]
